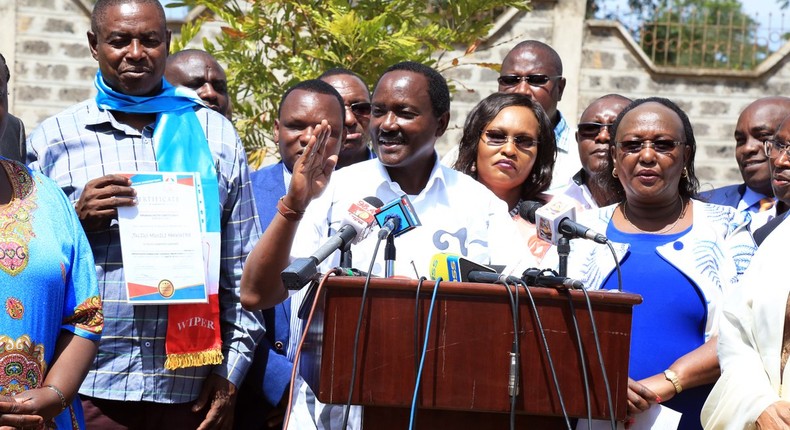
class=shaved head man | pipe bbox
[498,40,578,190]
[704,96,790,230]
[166,49,231,119]
[559,93,631,209]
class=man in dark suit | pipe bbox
[236,79,345,429]
[753,113,790,245]
[0,54,26,163]
[703,97,790,229]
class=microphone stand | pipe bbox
[384,235,396,277]
[340,242,352,268]
[557,235,571,277]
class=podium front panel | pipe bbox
[300,277,641,421]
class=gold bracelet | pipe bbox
[663,369,683,394]
[276,197,304,222]
[44,384,68,411]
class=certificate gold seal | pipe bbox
[158,279,175,298]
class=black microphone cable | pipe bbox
[528,267,592,428]
[563,286,592,429]
[579,286,617,430]
[606,241,624,292]
[517,278,572,430]
[340,234,384,430]
[496,277,520,430]
[408,277,442,430]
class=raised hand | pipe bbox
[283,120,338,213]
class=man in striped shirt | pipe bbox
[26,0,263,428]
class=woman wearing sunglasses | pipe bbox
[454,92,556,263]
[546,97,755,429]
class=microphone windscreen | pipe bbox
[429,253,462,281]
[534,196,577,245]
[518,200,543,223]
[363,196,384,208]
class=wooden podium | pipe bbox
[299,277,642,429]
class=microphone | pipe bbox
[281,196,384,290]
[522,268,584,290]
[428,253,462,281]
[378,215,401,240]
[375,195,421,239]
[428,253,519,283]
[519,198,608,245]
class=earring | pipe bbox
[612,168,618,178]
[682,167,688,178]
[470,162,476,173]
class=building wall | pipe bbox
[5,0,788,189]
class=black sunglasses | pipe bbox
[577,122,614,139]
[481,130,537,150]
[347,102,371,116]
[497,74,561,88]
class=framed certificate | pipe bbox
[117,172,209,304]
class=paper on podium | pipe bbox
[576,404,681,430]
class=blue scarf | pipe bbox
[95,71,223,369]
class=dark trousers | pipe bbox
[82,396,205,430]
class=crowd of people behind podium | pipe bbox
[1,0,788,428]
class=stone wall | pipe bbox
[6,0,790,189]
[12,0,96,126]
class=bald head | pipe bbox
[505,40,563,75]
[166,49,231,119]
[580,94,631,120]
[499,40,566,123]
[734,96,790,195]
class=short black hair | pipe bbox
[604,96,699,201]
[0,53,9,83]
[375,61,450,118]
[455,92,556,200]
[91,0,166,34]
[507,40,564,76]
[278,79,345,124]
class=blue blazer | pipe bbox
[700,183,746,208]
[236,162,293,427]
[250,161,288,229]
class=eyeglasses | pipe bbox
[346,102,371,116]
[577,122,614,139]
[497,74,561,88]
[616,139,684,154]
[765,139,790,159]
[482,130,537,150]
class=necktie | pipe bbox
[759,197,776,212]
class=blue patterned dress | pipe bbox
[0,159,102,429]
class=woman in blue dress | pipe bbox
[0,56,102,429]
[547,97,756,429]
